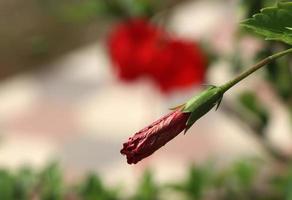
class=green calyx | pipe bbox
[182,86,224,132]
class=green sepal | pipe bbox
[183,86,224,132]
[169,103,186,111]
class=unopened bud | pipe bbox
[120,86,224,164]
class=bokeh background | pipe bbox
[0,0,292,199]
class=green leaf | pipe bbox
[241,1,292,45]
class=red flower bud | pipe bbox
[121,109,190,164]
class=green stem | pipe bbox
[220,48,292,93]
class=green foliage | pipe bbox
[232,160,258,189]
[0,167,36,200]
[13,167,36,200]
[267,53,292,100]
[39,0,163,22]
[79,173,118,200]
[241,1,292,45]
[132,169,159,200]
[168,164,213,200]
[4,161,292,200]
[213,160,259,200]
[0,170,14,200]
[238,91,269,133]
[38,163,64,200]
[255,45,292,103]
[240,0,275,18]
[271,166,292,200]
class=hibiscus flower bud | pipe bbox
[121,86,225,164]
[121,109,190,164]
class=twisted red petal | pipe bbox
[121,109,190,164]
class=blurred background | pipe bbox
[0,0,292,199]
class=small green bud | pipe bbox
[182,86,224,131]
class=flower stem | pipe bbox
[220,48,292,93]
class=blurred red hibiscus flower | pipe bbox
[108,18,206,93]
